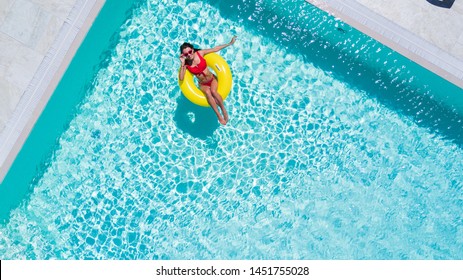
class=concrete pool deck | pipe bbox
[0,0,462,182]
[306,0,463,88]
[0,0,105,182]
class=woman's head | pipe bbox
[180,42,198,65]
[180,42,194,54]
[180,42,194,58]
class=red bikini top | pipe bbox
[186,52,207,75]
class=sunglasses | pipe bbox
[181,50,193,57]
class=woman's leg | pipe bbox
[210,79,229,123]
[200,85,227,125]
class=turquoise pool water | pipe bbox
[1,0,463,259]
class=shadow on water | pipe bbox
[174,94,220,140]
[199,0,463,147]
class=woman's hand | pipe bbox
[228,36,237,46]
[179,55,186,66]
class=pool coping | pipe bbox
[0,0,106,183]
[305,0,463,89]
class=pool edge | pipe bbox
[0,0,106,183]
[305,0,463,90]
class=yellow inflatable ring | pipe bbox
[178,53,232,107]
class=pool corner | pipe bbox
[305,0,463,90]
[0,0,106,184]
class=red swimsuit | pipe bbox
[186,52,214,87]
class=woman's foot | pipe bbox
[219,117,227,125]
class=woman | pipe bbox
[178,36,237,125]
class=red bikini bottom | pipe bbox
[199,75,217,87]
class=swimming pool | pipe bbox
[1,0,463,259]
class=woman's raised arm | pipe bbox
[200,36,237,55]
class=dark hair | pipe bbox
[180,42,201,65]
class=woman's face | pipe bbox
[181,47,194,60]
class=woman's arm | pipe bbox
[178,55,187,81]
[200,36,237,55]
